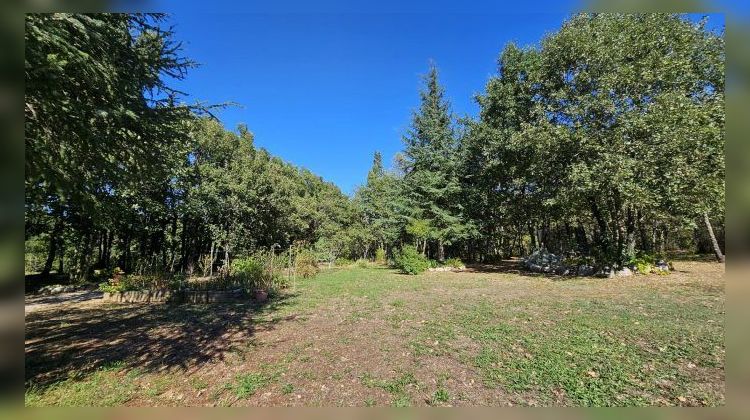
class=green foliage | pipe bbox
[394,245,429,275]
[234,373,273,398]
[405,219,432,242]
[231,256,276,291]
[24,237,48,273]
[431,388,450,404]
[24,12,725,284]
[294,249,319,278]
[628,252,663,274]
[444,257,464,269]
[375,248,387,265]
[335,257,354,267]
[459,13,724,265]
[98,273,177,293]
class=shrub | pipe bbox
[375,248,386,265]
[636,261,652,275]
[394,245,429,275]
[445,257,464,269]
[98,273,172,293]
[294,249,319,278]
[335,257,353,266]
[197,253,214,277]
[231,256,270,290]
[628,251,660,274]
[427,259,440,269]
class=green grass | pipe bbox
[360,371,419,407]
[144,374,174,398]
[233,372,274,399]
[189,376,209,391]
[431,388,450,405]
[450,296,723,406]
[26,263,724,406]
[25,361,139,407]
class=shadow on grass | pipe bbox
[466,260,603,281]
[25,292,300,392]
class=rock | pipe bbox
[577,265,595,276]
[524,249,561,269]
[596,267,615,278]
[654,260,670,272]
[616,267,633,277]
[554,266,570,275]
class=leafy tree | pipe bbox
[462,13,724,266]
[25,13,198,279]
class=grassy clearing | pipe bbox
[25,261,724,406]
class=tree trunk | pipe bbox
[437,239,445,261]
[703,211,725,263]
[41,216,63,277]
[625,208,636,260]
[209,241,215,277]
[58,239,64,273]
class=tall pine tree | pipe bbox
[401,64,467,260]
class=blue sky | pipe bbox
[146,3,725,194]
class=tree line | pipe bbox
[356,13,725,266]
[25,13,725,281]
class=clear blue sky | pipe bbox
[145,2,725,194]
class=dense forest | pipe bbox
[25,13,724,282]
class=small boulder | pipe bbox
[654,260,670,272]
[616,267,633,277]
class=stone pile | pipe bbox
[523,249,670,277]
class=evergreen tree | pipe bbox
[401,64,468,260]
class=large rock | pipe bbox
[524,249,562,273]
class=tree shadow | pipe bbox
[26,290,104,308]
[25,273,73,293]
[465,260,597,281]
[465,260,525,275]
[25,292,300,392]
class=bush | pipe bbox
[445,257,464,269]
[294,249,319,278]
[628,251,659,274]
[394,245,429,275]
[375,248,386,265]
[98,272,173,293]
[231,257,270,290]
[335,257,353,267]
[427,259,440,269]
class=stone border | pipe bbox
[427,265,466,272]
[102,289,248,304]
